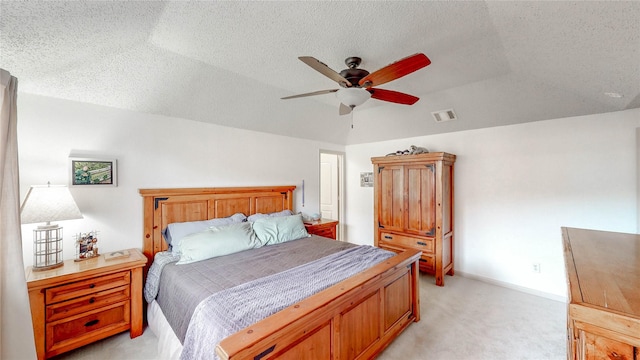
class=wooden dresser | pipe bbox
[26,248,147,359]
[304,218,339,240]
[372,152,455,286]
[562,227,640,360]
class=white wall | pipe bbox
[17,93,639,298]
[637,127,640,233]
[17,94,344,266]
[345,109,639,299]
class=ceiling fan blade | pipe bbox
[299,56,353,87]
[359,53,431,88]
[339,103,353,115]
[368,88,419,105]
[281,89,338,100]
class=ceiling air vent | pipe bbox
[432,109,457,123]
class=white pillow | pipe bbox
[252,214,310,246]
[176,222,260,265]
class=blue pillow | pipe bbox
[252,214,310,245]
[164,213,246,254]
[247,209,293,222]
[176,222,261,265]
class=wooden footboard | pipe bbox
[216,249,421,360]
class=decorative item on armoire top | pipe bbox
[74,230,99,261]
[70,157,117,186]
[385,145,429,156]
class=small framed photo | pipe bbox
[70,157,117,186]
[360,172,374,187]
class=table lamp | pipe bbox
[20,183,83,270]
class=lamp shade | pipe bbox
[335,88,371,107]
[21,184,83,224]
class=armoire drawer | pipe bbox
[380,242,435,273]
[380,232,434,254]
[419,256,435,272]
[45,271,130,304]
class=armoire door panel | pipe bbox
[406,165,436,235]
[378,166,404,231]
[442,164,453,235]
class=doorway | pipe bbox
[319,151,344,241]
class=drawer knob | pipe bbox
[384,235,393,239]
[84,319,99,327]
[417,241,427,246]
[89,284,95,289]
[89,297,95,304]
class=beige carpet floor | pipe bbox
[53,274,566,360]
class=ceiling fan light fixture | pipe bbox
[335,88,371,107]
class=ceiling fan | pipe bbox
[281,53,431,115]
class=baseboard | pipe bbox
[456,271,567,303]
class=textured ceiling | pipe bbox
[1,1,639,145]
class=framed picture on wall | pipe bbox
[69,157,117,186]
[360,172,374,187]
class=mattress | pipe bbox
[151,236,357,343]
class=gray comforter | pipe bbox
[146,236,359,343]
[180,244,395,360]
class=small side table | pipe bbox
[25,248,147,360]
[304,219,339,240]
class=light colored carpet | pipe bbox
[53,274,566,360]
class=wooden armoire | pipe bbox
[372,152,455,286]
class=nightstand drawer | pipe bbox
[46,302,130,354]
[310,227,335,238]
[46,271,130,304]
[304,219,338,240]
[380,232,434,253]
[46,285,130,322]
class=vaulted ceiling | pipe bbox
[1,1,639,145]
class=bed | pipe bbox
[140,186,421,360]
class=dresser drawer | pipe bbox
[380,232,434,253]
[46,271,130,304]
[46,302,130,355]
[46,285,130,322]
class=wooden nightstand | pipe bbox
[304,219,339,240]
[25,248,147,360]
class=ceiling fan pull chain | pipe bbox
[351,111,354,129]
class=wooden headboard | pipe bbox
[139,186,296,264]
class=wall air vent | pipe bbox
[431,109,457,123]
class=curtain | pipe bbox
[0,69,37,359]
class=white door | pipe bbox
[320,153,339,220]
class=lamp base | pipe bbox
[33,224,64,271]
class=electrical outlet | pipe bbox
[532,263,541,273]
